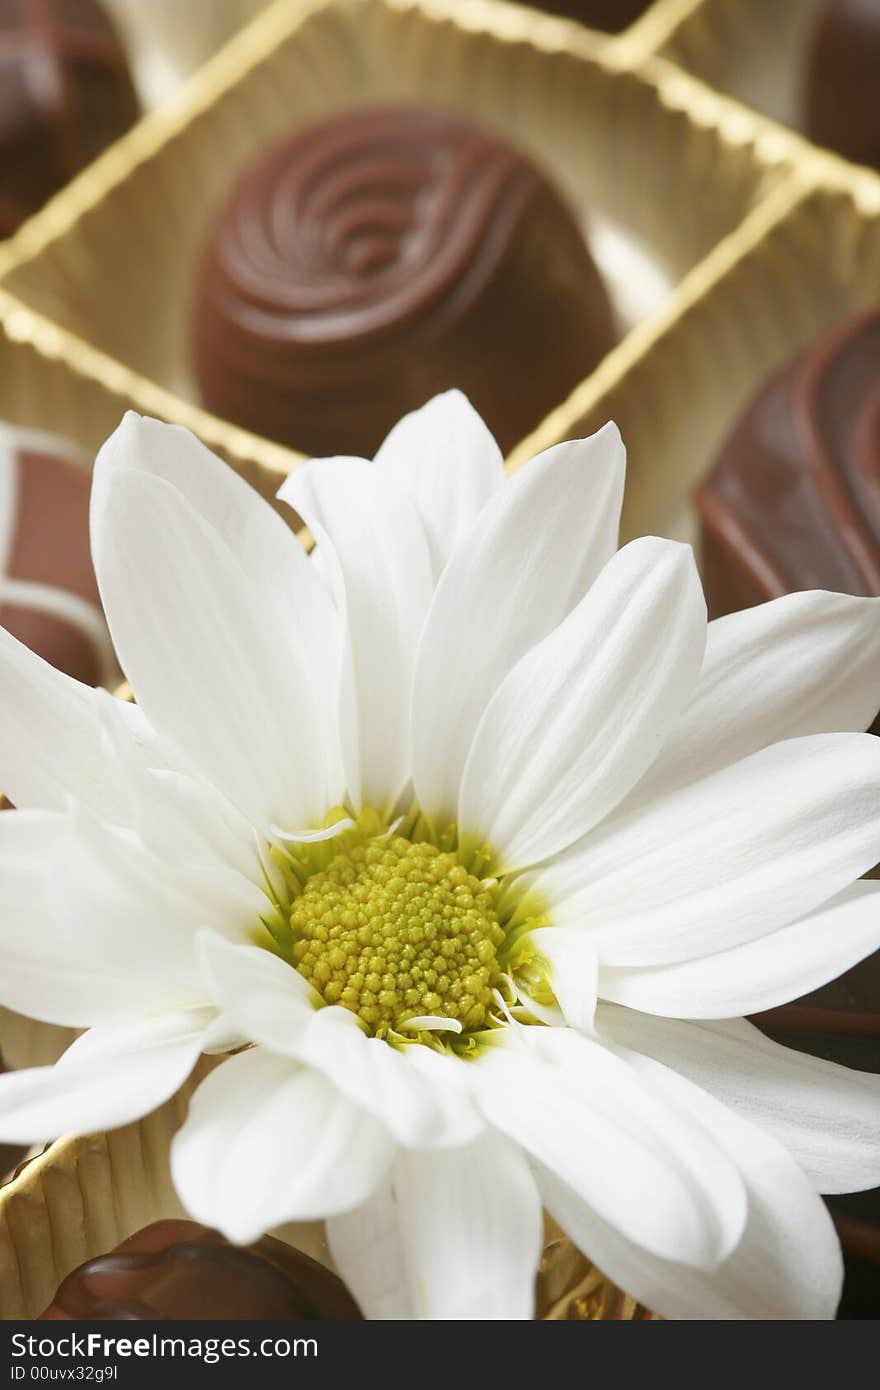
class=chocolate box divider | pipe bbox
[507,169,812,495]
[513,169,880,552]
[0,288,300,501]
[0,0,806,498]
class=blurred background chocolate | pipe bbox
[0,0,140,239]
[193,105,615,457]
[0,424,115,688]
[528,1,651,31]
[41,1220,363,1319]
[806,0,880,170]
[752,957,880,1319]
[695,307,880,664]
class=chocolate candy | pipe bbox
[695,308,880,647]
[752,958,880,1319]
[0,424,115,689]
[194,105,615,457]
[527,1,651,31]
[806,0,880,170]
[41,1221,363,1320]
[0,0,140,238]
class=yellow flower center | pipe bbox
[288,835,504,1035]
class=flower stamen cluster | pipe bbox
[288,834,505,1035]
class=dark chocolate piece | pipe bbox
[40,1220,363,1320]
[751,956,880,1319]
[0,425,115,688]
[194,105,615,457]
[0,0,140,238]
[695,306,880,721]
[526,2,651,32]
[806,0,880,171]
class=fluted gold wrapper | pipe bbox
[509,172,880,548]
[633,0,826,136]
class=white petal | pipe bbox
[392,1132,543,1319]
[198,934,481,1150]
[539,733,880,966]
[458,538,705,868]
[201,934,483,1150]
[597,1007,880,1195]
[171,1047,395,1244]
[0,629,147,818]
[197,933,318,1042]
[51,811,262,987]
[524,928,598,1033]
[600,881,880,1018]
[469,1027,745,1268]
[125,767,261,880]
[411,424,626,830]
[92,413,340,706]
[373,391,504,579]
[0,811,205,1028]
[537,1048,842,1319]
[327,1180,415,1320]
[92,466,343,833]
[296,1009,483,1149]
[0,1011,206,1144]
[634,590,880,807]
[279,457,433,814]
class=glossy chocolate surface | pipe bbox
[41,1221,363,1320]
[806,0,880,170]
[0,426,114,687]
[0,0,139,238]
[695,308,880,633]
[194,105,615,457]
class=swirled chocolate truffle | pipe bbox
[40,1221,363,1320]
[695,308,880,639]
[0,0,140,238]
[806,0,880,170]
[752,958,880,1319]
[193,106,615,457]
[0,424,115,688]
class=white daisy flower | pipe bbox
[0,391,879,1320]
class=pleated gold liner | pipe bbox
[637,0,832,141]
[508,170,880,548]
[0,0,797,499]
[101,0,274,110]
[0,1090,655,1320]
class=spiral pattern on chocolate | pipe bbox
[194,106,614,456]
